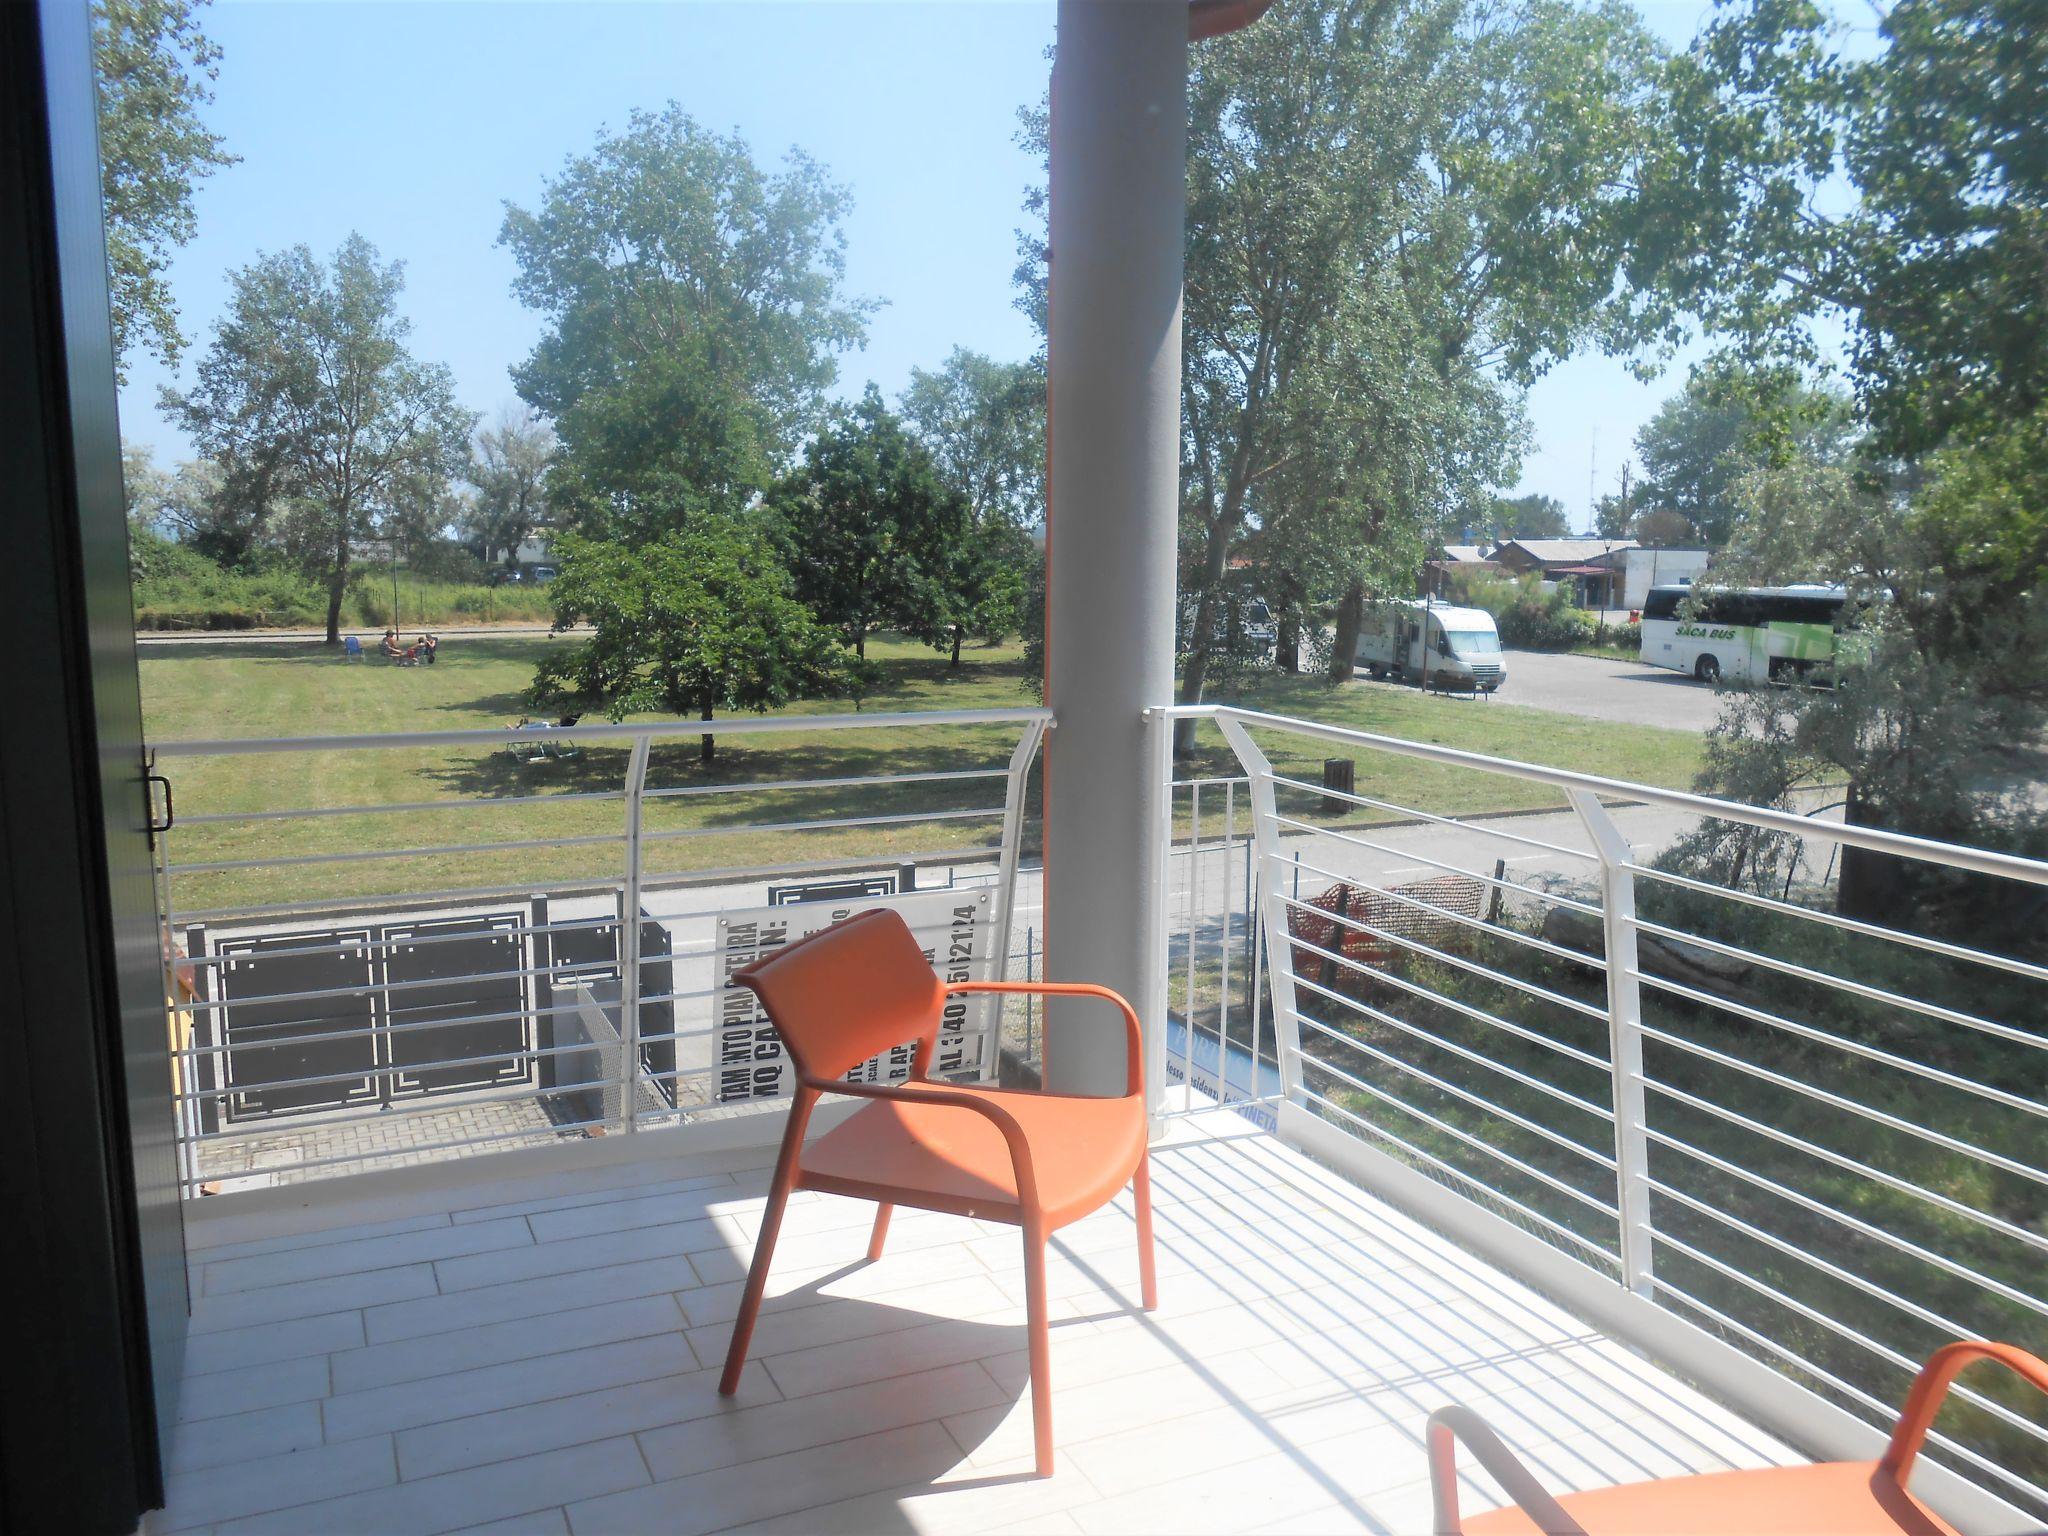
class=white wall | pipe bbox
[1624,548,1709,609]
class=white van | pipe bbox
[1354,600,1506,693]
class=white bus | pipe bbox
[1639,584,1848,684]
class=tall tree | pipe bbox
[90,0,236,379]
[1633,374,1854,545]
[501,106,872,542]
[467,405,554,567]
[531,528,847,764]
[900,349,1046,661]
[1020,0,1662,743]
[163,234,474,642]
[768,388,969,660]
[1484,492,1570,540]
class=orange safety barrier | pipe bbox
[716,908,1156,1477]
[1428,1340,2048,1535]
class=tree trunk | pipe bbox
[1174,513,1237,757]
[1836,780,1905,921]
[700,699,715,765]
[855,627,865,659]
[950,623,964,667]
[1327,581,1363,682]
[1277,614,1300,674]
[324,535,350,645]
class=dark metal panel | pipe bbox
[0,3,185,1526]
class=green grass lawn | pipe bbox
[142,635,1701,913]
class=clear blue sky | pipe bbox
[119,0,1742,527]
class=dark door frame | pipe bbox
[0,4,188,1530]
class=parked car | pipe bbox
[526,565,557,584]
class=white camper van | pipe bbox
[1354,600,1506,693]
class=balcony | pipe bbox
[145,704,2048,1534]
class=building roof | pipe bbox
[1439,544,1492,563]
[1493,538,1639,565]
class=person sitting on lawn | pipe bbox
[380,629,410,663]
[414,633,438,665]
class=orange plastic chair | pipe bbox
[1427,1340,2048,1535]
[716,908,1157,1476]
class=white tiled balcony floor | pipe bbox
[156,1114,1797,1535]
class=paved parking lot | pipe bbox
[1357,649,1726,733]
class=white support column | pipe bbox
[1566,787,1654,1296]
[1216,715,1303,1106]
[1042,0,1189,1097]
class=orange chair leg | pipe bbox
[720,1092,812,1396]
[1133,1151,1158,1311]
[866,1202,894,1262]
[1023,1220,1055,1477]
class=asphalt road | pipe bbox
[1377,649,1727,733]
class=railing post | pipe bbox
[988,717,1050,1083]
[1216,713,1303,1108]
[619,735,651,1134]
[1141,706,1173,1129]
[1566,788,1654,1297]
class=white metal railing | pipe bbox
[1160,702,2048,1521]
[149,708,1050,1195]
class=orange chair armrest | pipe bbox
[1883,1341,2048,1483]
[802,1075,1041,1211]
[947,980,1144,1097]
[1427,1406,1586,1536]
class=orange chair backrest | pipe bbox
[733,908,947,1083]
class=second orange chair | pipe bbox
[716,908,1158,1477]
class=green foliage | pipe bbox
[500,106,871,542]
[899,348,1046,532]
[1482,492,1570,541]
[768,387,980,660]
[465,406,553,567]
[1632,373,1856,546]
[1441,569,1593,650]
[162,233,474,641]
[530,528,848,762]
[90,0,236,378]
[1016,0,1663,723]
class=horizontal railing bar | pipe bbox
[183,1074,617,1145]
[1282,929,1610,1071]
[1170,774,1252,791]
[189,960,556,1014]
[1648,1224,2048,1446]
[1296,1085,1622,1266]
[1266,773,1598,864]
[1282,849,1606,972]
[1643,1177,2048,1446]
[182,1111,617,1187]
[1642,1073,2048,1255]
[1644,1125,2048,1322]
[170,830,625,876]
[1626,861,2048,986]
[1198,704,2048,888]
[176,789,628,826]
[1291,973,1615,1124]
[1630,914,2048,1054]
[169,876,625,926]
[180,916,622,970]
[1636,1026,2048,1188]
[1634,967,2048,1118]
[1279,891,1610,1024]
[637,846,1007,891]
[1646,1271,2048,1509]
[641,806,1003,843]
[178,1037,620,1104]
[152,706,1055,759]
[1295,1045,1623,1221]
[178,998,580,1058]
[642,767,1009,800]
[1269,814,1605,918]
[1293,1007,1616,1168]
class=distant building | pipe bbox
[1490,538,1640,607]
[1422,542,1502,597]
[1606,546,1711,610]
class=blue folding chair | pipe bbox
[343,635,363,662]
